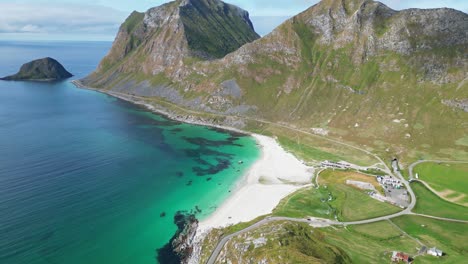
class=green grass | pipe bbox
[122,11,144,34]
[349,221,402,240]
[278,136,345,163]
[411,182,468,220]
[323,215,468,263]
[414,162,468,204]
[217,221,352,264]
[179,0,259,59]
[321,223,420,263]
[273,170,401,221]
[261,126,379,167]
[273,186,335,219]
[392,215,468,263]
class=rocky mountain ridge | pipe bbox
[81,0,468,161]
[85,0,259,87]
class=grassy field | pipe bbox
[411,182,468,220]
[249,125,380,167]
[350,221,402,239]
[200,216,467,264]
[392,215,468,263]
[273,170,401,221]
[321,221,420,263]
[414,162,468,205]
[322,216,468,264]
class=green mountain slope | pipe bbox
[83,0,259,88]
[81,0,468,162]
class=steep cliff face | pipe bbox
[82,0,468,161]
[83,0,259,87]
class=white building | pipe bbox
[427,247,443,257]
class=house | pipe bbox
[427,247,443,257]
[391,251,413,263]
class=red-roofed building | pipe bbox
[391,251,413,263]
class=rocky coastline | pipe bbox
[71,80,251,136]
[156,211,199,264]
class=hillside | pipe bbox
[82,0,259,87]
[81,0,468,162]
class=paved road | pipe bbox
[391,159,417,212]
[205,159,468,264]
[205,216,329,264]
[410,213,468,223]
[84,89,467,263]
[408,159,468,205]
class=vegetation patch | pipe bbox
[220,222,351,263]
[411,182,468,220]
[349,221,402,240]
[273,170,400,221]
[321,224,420,263]
[392,215,468,263]
[414,162,468,205]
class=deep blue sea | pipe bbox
[0,41,259,263]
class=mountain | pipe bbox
[81,0,468,161]
[2,57,73,81]
[82,0,259,87]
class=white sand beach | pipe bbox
[198,134,314,232]
[72,81,314,236]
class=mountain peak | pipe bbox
[87,0,259,85]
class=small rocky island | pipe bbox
[1,57,73,81]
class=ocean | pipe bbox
[0,41,260,263]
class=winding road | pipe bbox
[205,159,468,264]
[73,86,467,264]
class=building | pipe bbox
[377,176,403,189]
[427,247,443,257]
[391,251,413,263]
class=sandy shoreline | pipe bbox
[198,134,313,231]
[71,80,314,256]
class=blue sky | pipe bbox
[0,0,467,41]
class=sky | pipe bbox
[0,0,467,41]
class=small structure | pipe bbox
[391,251,413,263]
[427,247,443,257]
[321,160,351,169]
[377,176,403,188]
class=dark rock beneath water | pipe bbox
[157,211,198,264]
[1,57,73,81]
[160,212,166,218]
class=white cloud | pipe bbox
[0,0,466,40]
[0,3,126,36]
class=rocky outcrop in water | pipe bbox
[1,57,72,81]
[157,211,199,264]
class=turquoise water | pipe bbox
[0,41,260,263]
